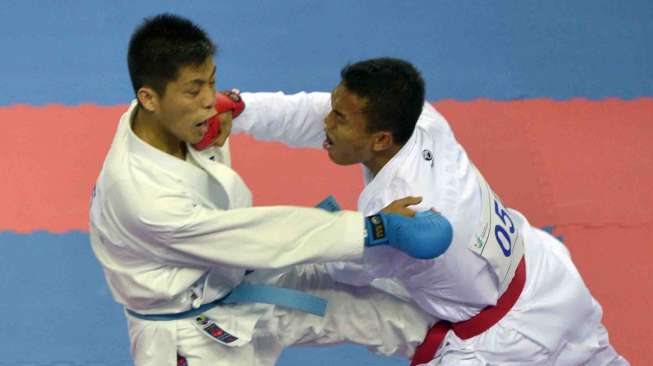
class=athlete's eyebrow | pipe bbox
[184,66,217,87]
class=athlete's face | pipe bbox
[153,57,218,144]
[323,84,376,166]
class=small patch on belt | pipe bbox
[196,315,239,344]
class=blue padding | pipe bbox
[412,211,454,258]
[126,283,327,321]
[370,211,453,259]
[315,194,342,212]
[4,1,653,105]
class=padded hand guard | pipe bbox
[192,93,245,150]
[364,211,453,259]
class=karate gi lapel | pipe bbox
[124,108,251,211]
[126,120,223,210]
[186,141,252,210]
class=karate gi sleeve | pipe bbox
[106,183,364,270]
[231,91,330,148]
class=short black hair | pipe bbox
[127,13,216,96]
[340,57,425,145]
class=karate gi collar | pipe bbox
[124,102,217,200]
[358,130,419,212]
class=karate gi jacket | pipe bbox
[89,101,365,343]
[234,92,600,356]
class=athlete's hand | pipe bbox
[192,90,244,149]
[363,210,453,259]
[211,90,242,147]
[381,196,423,217]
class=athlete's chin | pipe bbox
[326,150,356,166]
[186,133,204,145]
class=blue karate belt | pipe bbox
[125,283,328,321]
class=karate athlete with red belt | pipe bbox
[90,16,456,366]
[227,57,629,365]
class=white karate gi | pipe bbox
[234,91,628,365]
[89,101,435,365]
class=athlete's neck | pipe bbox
[364,144,402,177]
[132,106,186,160]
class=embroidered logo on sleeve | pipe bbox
[422,149,434,167]
[422,149,433,161]
[195,315,239,344]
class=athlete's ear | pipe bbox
[137,87,158,112]
[372,131,395,152]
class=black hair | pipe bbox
[127,13,216,96]
[340,57,425,145]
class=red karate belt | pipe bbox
[411,257,526,366]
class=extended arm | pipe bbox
[232,91,330,148]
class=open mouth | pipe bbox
[195,120,209,135]
[323,133,334,150]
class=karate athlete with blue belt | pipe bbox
[89,15,453,366]
[228,58,629,365]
